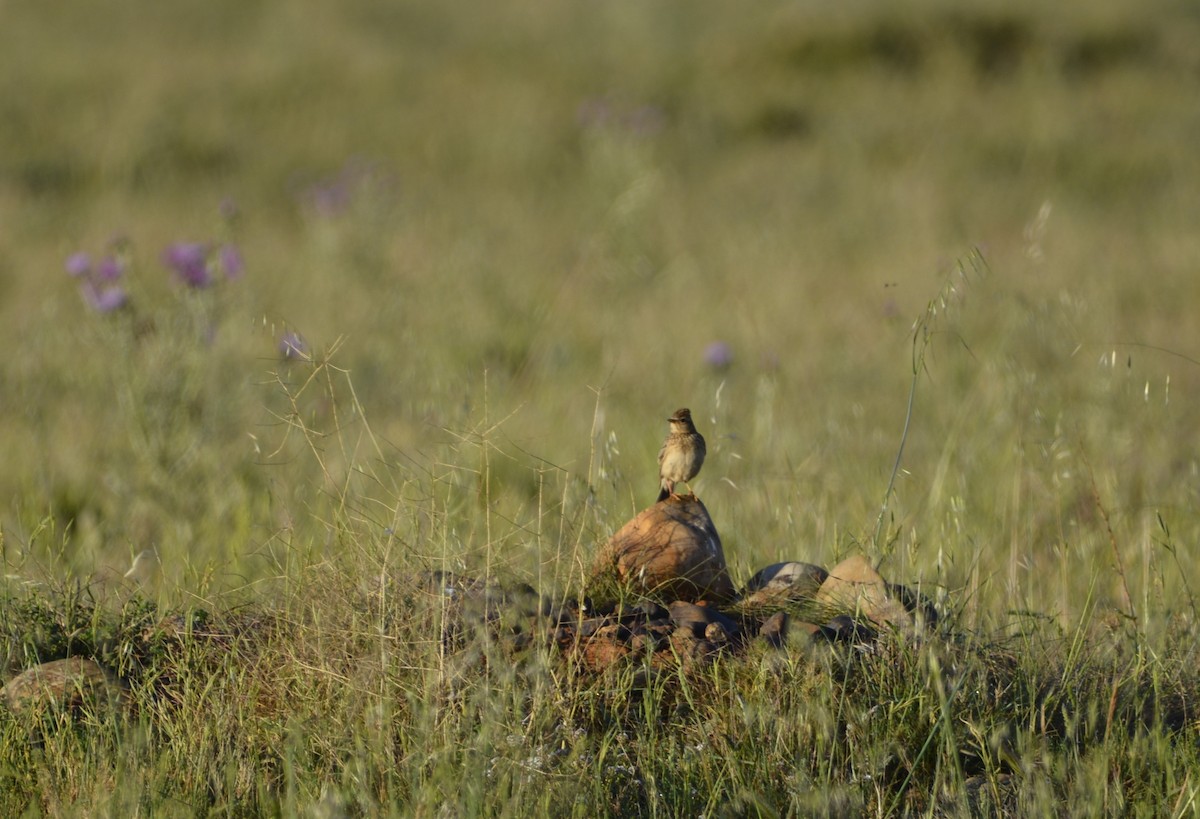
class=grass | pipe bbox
[2,0,1200,814]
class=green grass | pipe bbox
[2,0,1200,814]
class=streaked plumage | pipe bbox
[657,408,706,503]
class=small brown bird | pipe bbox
[657,408,706,503]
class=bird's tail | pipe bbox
[656,485,670,503]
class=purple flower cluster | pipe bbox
[66,251,128,313]
[67,231,245,316]
[162,241,243,288]
[60,197,304,363]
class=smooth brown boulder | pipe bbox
[814,555,912,630]
[592,496,735,602]
[1,657,129,718]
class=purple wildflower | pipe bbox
[279,332,308,361]
[163,242,213,288]
[218,244,244,279]
[67,249,127,313]
[703,340,734,370]
[65,252,92,277]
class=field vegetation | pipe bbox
[2,0,1199,814]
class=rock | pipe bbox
[669,626,700,655]
[790,620,824,640]
[667,601,741,641]
[581,637,630,670]
[1,657,129,719]
[759,611,789,647]
[741,562,829,608]
[814,555,912,630]
[576,620,636,671]
[704,622,730,645]
[668,627,718,666]
[592,496,735,602]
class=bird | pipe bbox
[656,407,706,503]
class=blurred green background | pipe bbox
[2,0,1198,623]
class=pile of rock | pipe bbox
[569,494,935,672]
